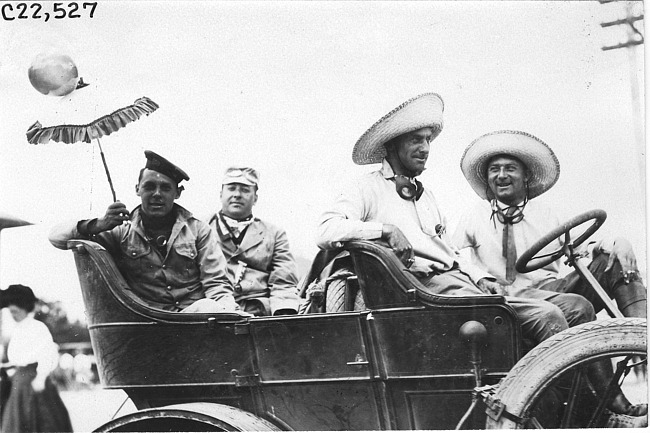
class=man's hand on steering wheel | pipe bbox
[382,224,414,267]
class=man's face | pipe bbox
[220,183,258,220]
[136,169,181,218]
[393,127,433,176]
[486,155,529,205]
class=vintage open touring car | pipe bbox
[66,210,647,430]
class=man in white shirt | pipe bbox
[454,130,646,318]
[317,93,570,346]
[453,130,647,423]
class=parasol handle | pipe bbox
[95,138,117,202]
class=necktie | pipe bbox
[502,206,518,283]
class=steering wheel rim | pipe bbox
[515,209,607,274]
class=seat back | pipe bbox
[346,240,507,308]
[67,239,245,324]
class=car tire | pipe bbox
[485,318,647,429]
[325,278,366,312]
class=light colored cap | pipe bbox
[352,93,444,165]
[460,130,560,200]
[222,167,259,186]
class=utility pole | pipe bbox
[599,1,644,194]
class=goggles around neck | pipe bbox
[490,199,527,225]
[393,175,424,201]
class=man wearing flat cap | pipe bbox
[317,93,572,346]
[453,130,647,425]
[206,167,300,316]
[49,151,239,313]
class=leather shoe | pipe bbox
[604,411,648,428]
[624,403,648,417]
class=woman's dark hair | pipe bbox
[0,284,37,312]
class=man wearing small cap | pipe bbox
[49,151,239,313]
[453,130,647,425]
[317,93,571,346]
[206,167,300,316]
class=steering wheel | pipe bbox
[515,209,607,274]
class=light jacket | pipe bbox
[208,215,300,315]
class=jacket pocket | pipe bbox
[119,242,152,277]
[173,243,200,281]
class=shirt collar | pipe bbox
[217,212,255,239]
[379,158,425,180]
[380,158,396,179]
[130,204,192,241]
[495,199,526,210]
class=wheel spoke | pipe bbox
[484,319,647,430]
[560,368,585,428]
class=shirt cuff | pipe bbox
[77,218,98,236]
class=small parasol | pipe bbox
[25,52,159,202]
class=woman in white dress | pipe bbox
[0,284,72,433]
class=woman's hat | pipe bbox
[0,284,36,309]
[352,93,444,165]
[460,130,560,200]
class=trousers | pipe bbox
[540,253,647,318]
[419,268,568,345]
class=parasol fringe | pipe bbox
[26,96,159,145]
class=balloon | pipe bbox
[28,53,80,96]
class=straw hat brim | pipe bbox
[460,130,560,200]
[352,93,444,165]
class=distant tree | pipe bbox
[34,300,90,344]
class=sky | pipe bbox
[0,1,645,323]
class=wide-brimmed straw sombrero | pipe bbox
[352,93,444,165]
[460,130,560,200]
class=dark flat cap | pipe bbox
[144,150,190,184]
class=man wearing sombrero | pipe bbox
[317,94,572,347]
[454,130,647,425]
[455,130,646,318]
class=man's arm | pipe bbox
[267,228,301,315]
[316,180,383,248]
[194,222,239,310]
[450,207,499,293]
[316,183,414,264]
[48,202,130,250]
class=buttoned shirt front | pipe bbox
[49,205,236,311]
[317,159,491,284]
[452,199,565,295]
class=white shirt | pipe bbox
[7,315,58,376]
[452,199,566,295]
[317,159,491,283]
